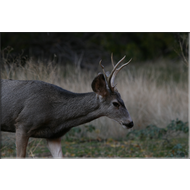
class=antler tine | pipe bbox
[110,58,132,88]
[99,60,108,79]
[115,58,132,73]
[108,55,126,88]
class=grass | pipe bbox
[1,133,188,158]
[1,56,188,158]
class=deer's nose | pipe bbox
[125,121,134,128]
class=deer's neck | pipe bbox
[55,92,102,128]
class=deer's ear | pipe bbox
[91,74,108,97]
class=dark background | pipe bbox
[1,32,188,68]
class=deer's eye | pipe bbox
[113,102,120,108]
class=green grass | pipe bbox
[1,135,188,158]
[62,137,188,158]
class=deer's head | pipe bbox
[91,54,133,129]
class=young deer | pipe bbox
[1,55,133,158]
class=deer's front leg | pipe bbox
[16,128,29,158]
[47,137,63,158]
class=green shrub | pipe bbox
[166,119,188,133]
[126,119,188,140]
[167,143,188,158]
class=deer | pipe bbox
[1,55,133,158]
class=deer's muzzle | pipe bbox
[122,121,134,129]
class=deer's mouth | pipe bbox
[122,122,134,129]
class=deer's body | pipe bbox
[1,79,101,138]
[1,55,134,158]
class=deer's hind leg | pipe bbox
[47,138,63,158]
[16,128,29,158]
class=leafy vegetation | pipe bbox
[126,119,188,140]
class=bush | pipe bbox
[167,143,188,158]
[126,119,188,141]
[166,119,188,133]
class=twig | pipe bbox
[179,40,188,66]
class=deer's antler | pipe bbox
[99,54,132,92]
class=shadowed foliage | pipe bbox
[1,33,188,67]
